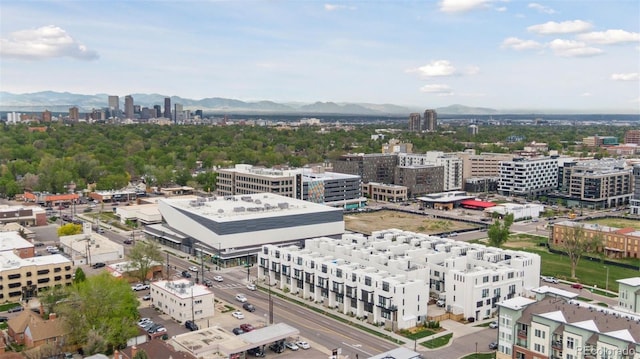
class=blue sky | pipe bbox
[1,0,639,113]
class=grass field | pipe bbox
[584,217,640,230]
[421,333,453,349]
[344,210,476,235]
[503,234,638,292]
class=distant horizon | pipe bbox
[1,1,638,113]
[1,90,640,116]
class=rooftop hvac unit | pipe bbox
[278,202,289,209]
[233,207,245,212]
[254,200,261,204]
[218,209,224,213]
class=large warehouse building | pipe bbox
[150,193,344,266]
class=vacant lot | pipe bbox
[344,210,476,235]
[584,217,640,230]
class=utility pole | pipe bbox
[166,252,170,280]
[268,274,273,325]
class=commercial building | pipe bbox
[332,153,398,184]
[583,135,619,147]
[408,113,421,132]
[394,165,444,197]
[59,224,125,265]
[558,159,632,209]
[624,129,640,145]
[496,295,640,359]
[216,164,365,208]
[0,205,47,227]
[628,164,640,215]
[361,182,408,202]
[616,277,640,314]
[551,220,640,259]
[417,191,475,210]
[0,251,73,301]
[152,193,344,264]
[115,204,162,225]
[0,231,35,258]
[259,229,540,327]
[108,95,119,112]
[150,279,215,323]
[484,203,544,221]
[398,152,463,191]
[457,151,517,183]
[498,157,559,197]
[381,139,413,154]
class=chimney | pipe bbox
[39,303,45,318]
[113,350,119,359]
[49,313,57,320]
[131,345,137,358]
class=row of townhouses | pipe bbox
[258,229,541,329]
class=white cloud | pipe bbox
[501,37,544,50]
[528,3,556,14]
[580,92,592,97]
[527,20,593,35]
[324,4,356,11]
[495,6,507,12]
[439,0,490,13]
[0,25,98,60]
[610,73,639,81]
[408,60,457,77]
[577,30,640,44]
[548,39,603,57]
[420,84,454,95]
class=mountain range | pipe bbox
[0,91,500,116]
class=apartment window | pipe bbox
[483,276,489,283]
[477,300,483,308]
[8,274,20,280]
[534,329,545,339]
[322,265,328,274]
[364,276,372,286]
[534,343,545,353]
[507,272,514,279]
[382,282,390,292]
[336,269,342,278]
[482,289,489,298]
[566,337,574,349]
[493,275,499,282]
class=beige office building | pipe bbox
[0,251,73,301]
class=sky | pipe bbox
[1,0,639,113]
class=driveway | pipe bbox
[424,324,498,358]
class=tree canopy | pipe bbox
[557,224,603,279]
[57,223,83,236]
[487,213,514,248]
[127,240,164,283]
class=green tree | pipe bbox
[57,223,83,236]
[133,350,149,359]
[487,213,514,248]
[55,272,139,354]
[73,267,86,284]
[127,241,164,283]
[557,224,603,279]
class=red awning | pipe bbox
[460,199,496,209]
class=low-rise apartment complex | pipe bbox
[497,296,639,359]
[0,251,73,301]
[150,279,215,323]
[258,229,540,329]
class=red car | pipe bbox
[239,323,255,332]
[571,283,583,289]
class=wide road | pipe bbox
[219,266,398,358]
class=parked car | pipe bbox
[572,283,584,289]
[246,283,257,291]
[243,303,256,312]
[7,306,23,313]
[489,342,498,350]
[146,324,162,333]
[247,347,266,357]
[285,342,299,351]
[232,327,245,335]
[137,318,151,327]
[296,341,310,350]
[149,326,166,334]
[0,316,9,322]
[92,262,106,269]
[142,294,151,301]
[188,266,199,272]
[181,271,192,278]
[269,342,285,353]
[131,283,150,291]
[235,294,247,303]
[436,299,446,307]
[203,279,213,287]
[213,275,224,282]
[232,311,245,319]
[185,320,199,331]
[123,239,133,245]
[240,323,255,332]
[541,276,559,284]
[489,321,498,329]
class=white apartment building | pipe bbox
[616,277,640,314]
[258,229,540,328]
[498,156,559,197]
[398,151,463,191]
[497,296,640,359]
[150,279,215,323]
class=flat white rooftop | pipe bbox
[0,251,70,269]
[499,296,537,311]
[160,193,340,222]
[0,231,34,251]
[152,279,212,298]
[533,285,579,299]
[617,277,640,287]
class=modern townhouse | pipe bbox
[258,229,540,328]
[616,277,640,314]
[497,295,639,359]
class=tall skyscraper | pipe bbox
[108,95,119,111]
[164,97,172,119]
[174,103,183,122]
[124,95,134,119]
[424,109,437,132]
[69,106,80,121]
[408,113,421,132]
[153,105,162,118]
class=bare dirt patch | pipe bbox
[344,210,476,235]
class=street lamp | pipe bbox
[604,266,609,291]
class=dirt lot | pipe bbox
[344,210,476,235]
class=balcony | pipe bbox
[517,330,527,338]
[551,340,563,350]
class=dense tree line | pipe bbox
[0,122,632,197]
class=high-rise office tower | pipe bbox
[108,95,119,111]
[424,109,437,131]
[408,113,421,132]
[153,105,162,118]
[124,95,134,119]
[174,103,183,122]
[164,97,172,119]
[69,106,80,121]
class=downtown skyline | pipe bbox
[1,0,639,114]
